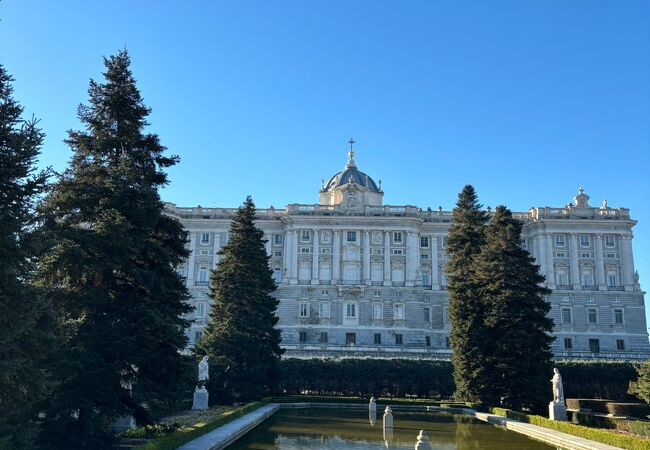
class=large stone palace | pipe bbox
[166,146,650,360]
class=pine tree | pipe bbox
[197,196,283,403]
[473,206,554,410]
[36,51,192,448]
[446,185,489,402]
[0,65,54,450]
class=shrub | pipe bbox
[565,398,611,413]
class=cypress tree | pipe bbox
[36,51,192,448]
[197,196,283,403]
[446,185,489,402]
[0,65,54,450]
[473,206,553,410]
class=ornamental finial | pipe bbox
[346,138,357,168]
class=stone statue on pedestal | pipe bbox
[548,367,567,421]
[192,355,210,411]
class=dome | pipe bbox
[322,147,381,193]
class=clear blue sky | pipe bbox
[2,1,649,318]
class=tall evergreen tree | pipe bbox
[35,51,192,448]
[446,185,489,402]
[0,65,54,450]
[473,206,554,410]
[198,196,283,403]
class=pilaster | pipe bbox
[594,235,606,290]
[406,232,418,286]
[186,232,197,288]
[311,229,319,285]
[569,234,580,289]
[383,231,391,286]
[363,231,371,285]
[332,230,340,285]
[431,235,440,290]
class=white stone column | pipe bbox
[332,230,340,284]
[536,236,547,281]
[264,234,271,257]
[213,233,221,270]
[363,231,371,285]
[594,235,606,290]
[282,230,290,284]
[621,235,635,290]
[186,232,197,288]
[290,230,298,283]
[405,232,418,286]
[431,235,439,290]
[569,234,580,289]
[383,231,391,286]
[311,229,319,285]
[545,234,555,288]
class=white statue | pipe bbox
[551,367,564,404]
[198,355,209,382]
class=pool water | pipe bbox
[227,407,560,449]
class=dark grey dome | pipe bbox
[323,167,381,193]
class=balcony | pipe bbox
[195,280,209,286]
[340,280,361,286]
[556,285,573,290]
[581,285,598,291]
[608,286,625,291]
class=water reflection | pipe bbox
[228,407,560,450]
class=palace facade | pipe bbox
[167,148,650,360]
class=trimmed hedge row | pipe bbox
[278,359,639,400]
[133,402,264,450]
[491,407,650,450]
[571,411,650,438]
[567,398,650,418]
[264,395,480,409]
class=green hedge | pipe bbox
[278,358,455,398]
[133,402,264,450]
[278,359,638,401]
[492,407,650,450]
[265,394,479,409]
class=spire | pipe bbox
[346,138,357,169]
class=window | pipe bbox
[299,331,307,343]
[613,308,624,325]
[374,290,381,298]
[200,233,210,244]
[555,234,566,247]
[589,338,600,353]
[442,306,449,325]
[273,250,283,257]
[395,334,403,345]
[445,336,450,348]
[395,291,401,299]
[617,339,625,351]
[555,252,567,258]
[605,253,617,259]
[587,308,598,325]
[319,332,328,343]
[580,252,592,258]
[177,268,186,278]
[374,333,382,344]
[372,303,383,320]
[425,336,431,347]
[442,237,448,249]
[420,253,430,260]
[392,249,403,255]
[580,234,590,247]
[394,303,404,320]
[581,270,594,286]
[555,268,569,286]
[607,269,619,287]
[300,247,311,253]
[274,234,283,246]
[393,232,403,244]
[372,249,383,255]
[195,302,206,319]
[346,231,357,243]
[421,271,431,287]
[423,307,431,323]
[346,303,357,319]
[561,308,572,325]
[319,302,330,318]
[346,333,356,346]
[605,235,615,248]
[194,331,203,344]
[301,230,310,242]
[198,266,209,283]
[420,236,429,248]
[199,250,210,255]
[321,289,329,296]
[273,268,282,283]
[299,302,308,318]
[564,338,572,349]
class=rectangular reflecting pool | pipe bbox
[227,407,561,449]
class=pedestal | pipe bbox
[192,387,209,411]
[548,402,567,421]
